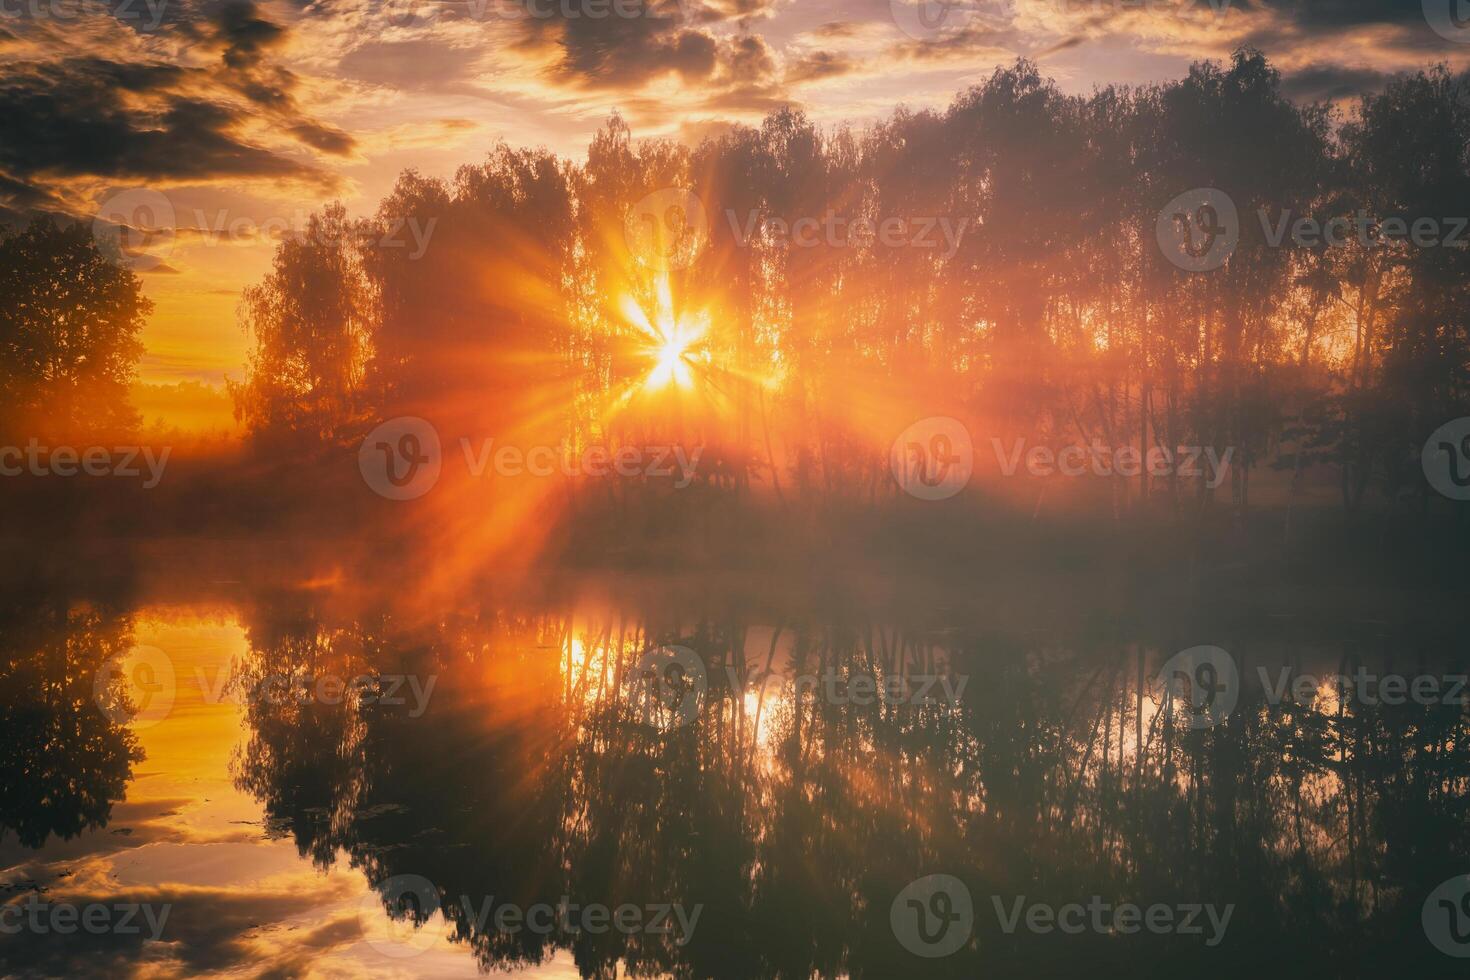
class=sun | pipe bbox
[619,276,708,392]
[648,325,697,390]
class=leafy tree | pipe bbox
[0,218,148,438]
[231,202,370,442]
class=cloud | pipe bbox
[0,63,328,184]
[0,3,354,225]
[1280,63,1395,101]
[337,38,489,90]
[785,49,856,84]
[526,14,722,89]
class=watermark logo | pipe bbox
[992,895,1232,945]
[1258,666,1468,708]
[360,417,442,500]
[889,0,976,41]
[92,644,176,728]
[629,645,707,731]
[0,441,171,487]
[891,874,973,957]
[1424,875,1470,956]
[360,422,706,499]
[357,873,701,956]
[1157,645,1238,729]
[359,873,446,958]
[990,438,1232,487]
[891,417,974,500]
[0,897,171,938]
[185,208,438,259]
[1424,0,1470,43]
[460,438,702,486]
[0,0,169,31]
[93,188,175,272]
[625,188,708,271]
[214,671,439,718]
[794,668,968,707]
[1259,209,1468,249]
[1423,417,1470,500]
[1156,188,1238,272]
[724,209,973,257]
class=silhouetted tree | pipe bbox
[0,218,148,439]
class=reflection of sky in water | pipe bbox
[5,584,1469,978]
[0,608,574,978]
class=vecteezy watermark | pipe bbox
[360,417,442,500]
[1424,875,1470,957]
[1424,0,1470,44]
[1156,188,1240,272]
[93,189,438,270]
[889,0,977,41]
[358,873,701,959]
[359,417,705,501]
[0,441,170,488]
[891,874,974,958]
[0,0,167,30]
[93,646,438,726]
[210,670,439,718]
[1257,666,1469,708]
[460,438,702,487]
[793,668,968,707]
[0,897,171,939]
[1260,210,1470,250]
[1158,188,1470,272]
[1157,646,1239,730]
[891,417,974,501]
[93,645,176,729]
[93,188,176,272]
[724,210,974,258]
[992,438,1234,489]
[991,895,1233,946]
[889,876,1232,956]
[183,208,437,259]
[628,645,707,732]
[1423,417,1470,501]
[625,188,708,271]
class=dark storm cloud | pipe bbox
[0,0,357,223]
[212,0,287,69]
[0,60,330,184]
[1280,63,1394,100]
[1232,0,1466,60]
[1248,0,1426,30]
[510,0,792,99]
[523,10,720,88]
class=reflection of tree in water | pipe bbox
[0,599,143,848]
[230,595,1470,977]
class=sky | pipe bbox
[2,0,1468,426]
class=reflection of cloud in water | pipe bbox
[2,610,574,977]
[6,582,1470,977]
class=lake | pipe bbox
[3,544,1470,977]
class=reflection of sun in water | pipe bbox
[620,275,708,391]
